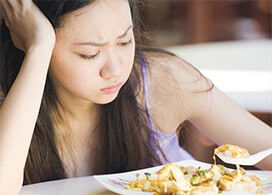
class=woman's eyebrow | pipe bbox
[73,25,133,47]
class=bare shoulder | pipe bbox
[144,49,212,94]
[142,49,213,134]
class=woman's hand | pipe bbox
[0,0,56,52]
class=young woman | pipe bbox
[0,0,271,194]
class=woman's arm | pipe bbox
[171,55,272,170]
[188,86,272,170]
[147,52,272,170]
[0,0,55,194]
[0,45,54,194]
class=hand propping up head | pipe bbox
[0,0,56,52]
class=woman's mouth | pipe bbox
[100,82,123,94]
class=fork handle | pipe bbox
[255,148,272,160]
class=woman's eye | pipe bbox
[79,52,100,60]
[120,39,133,47]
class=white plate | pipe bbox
[94,160,272,195]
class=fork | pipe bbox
[215,148,272,166]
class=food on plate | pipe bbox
[125,144,261,194]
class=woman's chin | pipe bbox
[95,93,119,105]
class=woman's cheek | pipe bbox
[124,45,135,73]
[50,55,95,89]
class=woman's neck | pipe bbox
[52,91,101,177]
[57,99,101,137]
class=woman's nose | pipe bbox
[99,52,121,80]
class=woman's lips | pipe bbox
[100,82,123,94]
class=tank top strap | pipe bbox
[141,55,155,131]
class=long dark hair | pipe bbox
[0,0,162,185]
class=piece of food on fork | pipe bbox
[214,144,250,159]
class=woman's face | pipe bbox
[50,0,135,105]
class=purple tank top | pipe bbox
[141,56,194,164]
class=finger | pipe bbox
[0,1,11,20]
[3,0,13,9]
[18,0,33,6]
[0,3,10,28]
[0,5,3,21]
[2,0,21,15]
[0,3,8,21]
[1,0,22,23]
[10,0,31,9]
[0,0,8,10]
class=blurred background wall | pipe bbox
[141,0,272,168]
[142,0,271,46]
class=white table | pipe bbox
[20,177,116,195]
[167,40,272,113]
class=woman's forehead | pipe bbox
[56,0,132,43]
